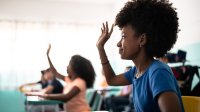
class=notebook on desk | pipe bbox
[26,96,44,101]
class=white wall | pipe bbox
[1,0,200,47]
[0,0,199,89]
[171,0,200,48]
[0,0,128,89]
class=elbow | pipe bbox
[107,81,113,86]
[107,80,115,86]
[62,94,72,103]
[62,98,68,103]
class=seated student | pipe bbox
[42,68,64,94]
[24,68,64,112]
[26,44,96,112]
[96,0,184,111]
[20,68,63,94]
[19,70,47,92]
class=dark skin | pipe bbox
[37,86,80,102]
[26,86,80,103]
[26,44,80,103]
[96,22,181,112]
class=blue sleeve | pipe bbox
[150,69,177,100]
[124,67,135,83]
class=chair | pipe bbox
[91,91,103,111]
[86,89,96,107]
[182,96,200,112]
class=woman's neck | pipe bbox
[133,54,154,76]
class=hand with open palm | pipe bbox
[96,22,114,49]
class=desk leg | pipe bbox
[42,105,45,112]
[55,105,59,112]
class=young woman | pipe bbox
[96,0,184,112]
[27,44,96,112]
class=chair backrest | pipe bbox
[182,96,200,112]
[86,89,96,107]
[0,90,26,112]
[91,91,103,111]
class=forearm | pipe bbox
[20,82,37,89]
[47,55,65,80]
[45,93,69,102]
[24,82,37,86]
[41,86,53,94]
[98,47,117,85]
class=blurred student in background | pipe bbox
[22,68,63,94]
[25,68,64,112]
[19,70,47,92]
[100,68,108,89]
[43,68,63,94]
[27,44,96,112]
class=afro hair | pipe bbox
[115,0,179,58]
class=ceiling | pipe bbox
[0,0,126,25]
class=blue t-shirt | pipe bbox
[124,60,184,112]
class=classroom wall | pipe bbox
[0,0,199,90]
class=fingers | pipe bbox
[109,24,114,36]
[101,28,103,33]
[101,21,113,34]
[102,23,105,32]
[106,22,109,33]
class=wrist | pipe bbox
[43,94,49,98]
[101,60,109,65]
[100,56,109,65]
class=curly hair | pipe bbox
[115,0,179,58]
[69,55,96,88]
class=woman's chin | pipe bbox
[120,54,132,60]
[120,54,126,59]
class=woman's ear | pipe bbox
[139,34,147,47]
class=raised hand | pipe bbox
[47,44,51,56]
[96,21,114,49]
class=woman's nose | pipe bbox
[117,39,122,47]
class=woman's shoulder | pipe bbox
[73,77,87,88]
[149,60,171,73]
[74,77,85,82]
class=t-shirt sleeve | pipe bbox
[124,67,135,83]
[64,76,71,83]
[72,78,86,91]
[150,69,177,100]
